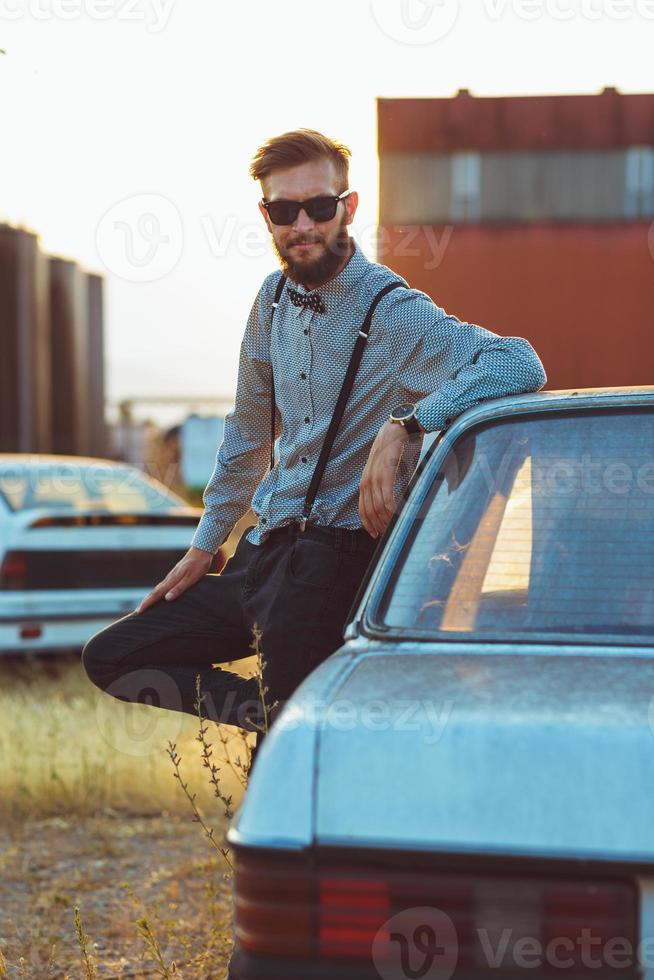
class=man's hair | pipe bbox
[249,129,351,192]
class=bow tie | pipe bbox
[288,287,326,315]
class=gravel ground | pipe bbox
[0,812,234,979]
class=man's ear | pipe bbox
[343,190,359,226]
[258,200,272,231]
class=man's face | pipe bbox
[259,158,358,289]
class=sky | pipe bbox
[1,0,652,425]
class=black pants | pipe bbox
[82,521,377,733]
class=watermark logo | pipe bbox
[370,0,460,44]
[95,193,183,282]
[199,213,454,272]
[0,0,176,32]
[94,668,184,756]
[276,695,455,745]
[482,0,654,22]
[372,907,458,980]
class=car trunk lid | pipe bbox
[314,646,654,863]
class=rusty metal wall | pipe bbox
[0,225,106,456]
[378,90,654,390]
[379,222,654,390]
[87,273,107,457]
[378,89,654,154]
[49,257,90,455]
[0,225,52,452]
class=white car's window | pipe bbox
[379,409,654,642]
[0,464,182,513]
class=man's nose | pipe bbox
[292,206,315,231]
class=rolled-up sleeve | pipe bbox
[387,289,547,433]
[190,280,280,554]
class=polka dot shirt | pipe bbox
[191,242,546,553]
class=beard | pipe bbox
[271,216,354,288]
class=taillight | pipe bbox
[319,877,391,958]
[20,625,42,639]
[0,551,28,590]
[541,882,636,964]
[234,852,639,974]
[233,852,314,957]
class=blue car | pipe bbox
[228,386,654,980]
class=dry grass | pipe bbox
[0,650,262,978]
[0,811,234,977]
[0,656,254,825]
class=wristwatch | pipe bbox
[389,402,423,436]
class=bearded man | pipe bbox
[82,129,546,751]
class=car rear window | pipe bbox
[0,464,182,513]
[376,409,654,643]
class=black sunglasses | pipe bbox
[261,191,351,226]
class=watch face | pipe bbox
[391,403,416,422]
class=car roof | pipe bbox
[516,384,654,400]
[443,384,654,435]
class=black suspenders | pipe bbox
[269,274,404,531]
[269,273,287,472]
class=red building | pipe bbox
[377,88,654,389]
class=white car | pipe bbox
[0,454,206,655]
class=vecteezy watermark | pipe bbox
[401,446,654,534]
[369,0,654,46]
[415,449,654,501]
[373,910,654,975]
[0,456,183,502]
[274,695,455,745]
[95,193,183,282]
[0,0,176,32]
[529,455,654,497]
[370,0,460,44]
[479,927,654,970]
[200,212,455,272]
[372,907,458,980]
[95,200,453,281]
[361,223,454,272]
[94,668,184,757]
[482,0,654,21]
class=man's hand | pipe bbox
[134,546,215,614]
[359,420,410,539]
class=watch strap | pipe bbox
[402,412,422,435]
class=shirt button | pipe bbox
[300,372,307,380]
[304,416,310,424]
[303,328,309,335]
[301,456,308,464]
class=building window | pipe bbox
[625,147,654,218]
[450,152,481,222]
[380,148,654,224]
